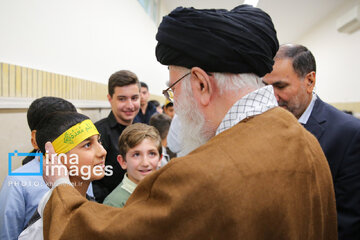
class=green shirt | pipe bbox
[103,174,137,208]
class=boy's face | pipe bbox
[107,84,140,126]
[140,87,150,107]
[164,105,175,119]
[66,134,107,181]
[118,138,161,184]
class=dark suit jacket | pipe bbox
[304,97,360,240]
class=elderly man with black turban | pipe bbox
[40,5,337,239]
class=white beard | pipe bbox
[174,79,212,156]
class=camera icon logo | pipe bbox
[8,150,43,176]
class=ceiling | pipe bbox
[161,0,344,44]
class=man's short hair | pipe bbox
[275,44,316,78]
[140,82,149,90]
[149,113,172,140]
[118,123,162,159]
[108,70,140,97]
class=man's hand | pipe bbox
[43,142,69,189]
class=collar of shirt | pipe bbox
[216,85,278,136]
[121,173,137,194]
[108,111,122,128]
[298,92,317,125]
[162,146,170,162]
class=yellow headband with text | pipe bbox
[52,119,99,153]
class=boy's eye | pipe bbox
[98,138,102,145]
[149,151,157,157]
[132,152,140,157]
[83,142,91,148]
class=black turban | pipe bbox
[155,4,279,77]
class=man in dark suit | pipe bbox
[263,44,360,240]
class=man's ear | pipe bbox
[191,67,212,106]
[107,94,112,102]
[305,71,316,93]
[31,130,39,150]
[117,155,127,170]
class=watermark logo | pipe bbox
[8,150,43,176]
[45,153,113,180]
[8,150,113,180]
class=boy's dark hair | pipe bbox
[149,100,160,108]
[108,70,140,97]
[118,123,162,159]
[149,114,171,140]
[164,102,173,109]
[27,97,77,131]
[23,97,77,165]
[36,112,89,154]
[140,82,148,90]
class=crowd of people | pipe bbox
[0,3,360,240]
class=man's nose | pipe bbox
[273,90,280,102]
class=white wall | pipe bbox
[297,0,360,103]
[0,0,169,96]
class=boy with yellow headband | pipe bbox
[19,111,107,239]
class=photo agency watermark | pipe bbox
[8,150,43,176]
[44,152,113,180]
[8,150,113,182]
[8,150,44,187]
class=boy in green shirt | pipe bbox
[103,123,162,207]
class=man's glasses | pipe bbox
[162,72,190,102]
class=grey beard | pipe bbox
[174,81,212,156]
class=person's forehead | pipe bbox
[114,84,140,95]
[264,59,297,82]
[168,67,185,84]
[128,138,159,151]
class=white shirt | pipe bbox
[298,92,317,125]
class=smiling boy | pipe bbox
[103,123,162,208]
[93,70,141,203]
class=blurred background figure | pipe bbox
[134,82,158,124]
[149,113,176,167]
[149,100,163,114]
[163,100,175,119]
